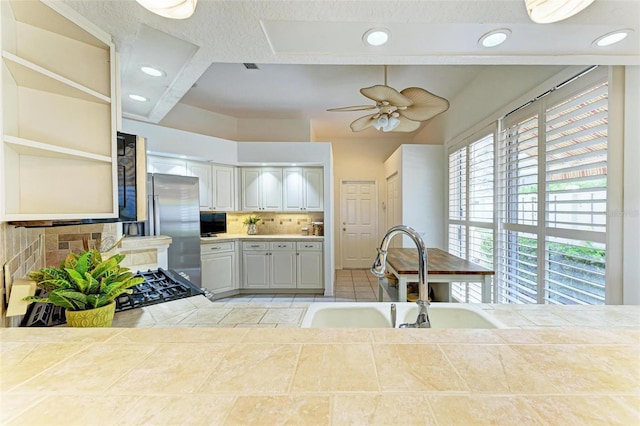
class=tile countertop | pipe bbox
[1,305,639,425]
[201,233,324,243]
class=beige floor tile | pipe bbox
[291,344,379,391]
[10,342,158,393]
[373,344,468,392]
[219,308,267,324]
[511,344,640,393]
[522,395,640,425]
[7,395,132,425]
[107,342,233,394]
[198,343,300,393]
[226,396,330,425]
[260,308,305,324]
[179,307,232,325]
[123,395,236,425]
[0,393,44,424]
[428,395,542,425]
[439,343,559,393]
[332,394,437,425]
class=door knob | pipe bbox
[342,228,346,231]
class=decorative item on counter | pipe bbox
[23,249,144,327]
[243,214,261,235]
[301,227,309,236]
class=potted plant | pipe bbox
[243,214,261,235]
[24,249,144,327]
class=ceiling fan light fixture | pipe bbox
[479,29,511,48]
[136,0,197,20]
[593,29,631,47]
[525,0,595,24]
[140,65,166,77]
[363,28,390,46]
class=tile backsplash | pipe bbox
[226,212,324,235]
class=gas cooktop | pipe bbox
[20,268,204,327]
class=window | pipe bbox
[447,67,612,305]
[448,131,495,303]
[495,69,609,305]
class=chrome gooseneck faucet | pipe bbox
[371,225,431,328]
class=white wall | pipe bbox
[236,118,311,142]
[383,145,445,249]
[623,66,640,305]
[123,119,238,164]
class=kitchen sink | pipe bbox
[300,302,506,329]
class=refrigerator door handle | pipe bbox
[152,195,160,236]
[147,194,155,235]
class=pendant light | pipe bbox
[136,0,197,20]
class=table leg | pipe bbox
[378,277,383,302]
[399,276,408,302]
[482,276,491,303]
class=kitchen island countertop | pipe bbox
[1,304,639,425]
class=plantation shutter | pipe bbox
[543,79,608,304]
[496,108,540,304]
[448,147,466,258]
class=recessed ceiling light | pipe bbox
[140,65,165,77]
[128,94,148,102]
[363,28,390,46]
[593,29,631,47]
[478,29,511,48]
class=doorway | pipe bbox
[340,180,378,269]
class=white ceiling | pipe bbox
[64,0,640,140]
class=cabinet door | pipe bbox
[187,161,212,210]
[283,168,303,211]
[213,165,235,211]
[303,168,324,211]
[270,251,297,288]
[241,168,261,211]
[242,251,270,289]
[261,168,283,211]
[201,252,236,294]
[297,251,323,288]
[148,156,187,176]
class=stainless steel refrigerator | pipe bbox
[145,173,201,286]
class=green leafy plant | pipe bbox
[243,214,261,226]
[24,249,144,311]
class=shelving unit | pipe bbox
[1,0,117,220]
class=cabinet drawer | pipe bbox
[243,241,269,251]
[270,241,295,251]
[297,242,323,251]
[202,241,235,255]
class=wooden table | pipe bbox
[380,248,494,303]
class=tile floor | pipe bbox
[201,269,391,328]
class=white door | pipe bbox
[386,173,401,248]
[340,180,378,269]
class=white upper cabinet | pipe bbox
[212,165,235,211]
[147,156,188,176]
[241,167,282,211]
[150,157,237,211]
[1,0,117,220]
[186,161,212,210]
[283,167,323,212]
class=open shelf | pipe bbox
[3,135,112,163]
[2,51,110,104]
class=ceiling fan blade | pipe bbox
[399,87,450,121]
[390,116,422,132]
[327,105,377,112]
[349,114,377,132]
[360,85,413,107]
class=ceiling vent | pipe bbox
[243,63,259,70]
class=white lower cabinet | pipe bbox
[201,241,238,295]
[297,242,323,288]
[241,240,323,290]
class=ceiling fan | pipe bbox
[327,66,449,133]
